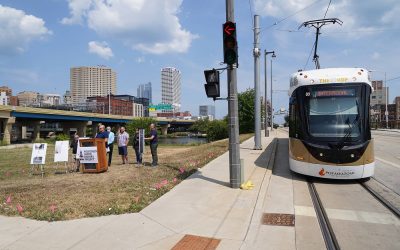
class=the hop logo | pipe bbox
[319,168,326,176]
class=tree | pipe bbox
[238,88,255,133]
[284,115,289,127]
[126,117,157,137]
[189,118,210,133]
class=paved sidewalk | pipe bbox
[0,131,290,250]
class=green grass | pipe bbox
[0,133,253,221]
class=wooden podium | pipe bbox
[79,138,108,173]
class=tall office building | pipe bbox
[161,67,181,112]
[137,82,152,104]
[70,66,116,104]
[199,105,215,119]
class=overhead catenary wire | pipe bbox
[248,0,254,26]
[323,0,332,19]
[260,0,323,34]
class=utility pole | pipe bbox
[270,58,273,131]
[253,15,261,150]
[226,0,241,188]
[385,72,389,129]
[264,50,275,136]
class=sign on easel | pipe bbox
[30,143,48,164]
[54,141,69,162]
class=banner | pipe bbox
[54,141,69,162]
[30,143,48,164]
[79,146,98,163]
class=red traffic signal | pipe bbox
[223,22,238,65]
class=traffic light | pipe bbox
[223,21,238,65]
[204,69,220,100]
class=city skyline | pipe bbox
[0,1,399,119]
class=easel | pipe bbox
[30,164,45,178]
[54,161,69,174]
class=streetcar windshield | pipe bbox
[305,86,361,139]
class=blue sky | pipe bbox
[1,0,399,121]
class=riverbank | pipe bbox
[0,134,253,221]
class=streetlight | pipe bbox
[264,50,276,136]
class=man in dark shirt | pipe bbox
[145,123,158,167]
[95,124,109,148]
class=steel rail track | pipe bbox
[359,179,400,219]
[307,178,340,250]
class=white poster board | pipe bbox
[54,141,69,162]
[79,146,98,163]
[30,143,48,164]
[76,137,88,159]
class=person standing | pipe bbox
[145,123,158,167]
[70,134,80,172]
[133,128,142,165]
[95,124,109,148]
[106,126,115,167]
[117,126,129,164]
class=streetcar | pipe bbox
[288,68,374,179]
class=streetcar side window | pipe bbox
[289,96,297,137]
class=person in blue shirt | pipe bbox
[106,126,115,167]
[95,124,109,149]
[145,123,158,167]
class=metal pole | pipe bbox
[385,72,388,128]
[270,58,273,131]
[226,0,241,188]
[264,50,269,137]
[108,90,111,115]
[253,15,261,150]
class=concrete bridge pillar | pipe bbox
[1,117,15,145]
[160,124,169,136]
[32,121,41,142]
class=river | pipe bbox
[158,136,208,145]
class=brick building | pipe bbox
[87,96,133,116]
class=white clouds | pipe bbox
[255,0,400,33]
[0,5,51,54]
[88,41,114,59]
[61,0,93,25]
[63,0,197,54]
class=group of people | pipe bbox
[69,123,159,171]
[96,123,159,167]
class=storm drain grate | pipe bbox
[261,213,295,226]
[171,234,221,250]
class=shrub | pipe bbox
[207,120,228,142]
[56,133,70,141]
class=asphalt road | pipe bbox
[372,130,400,195]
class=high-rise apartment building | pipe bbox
[161,67,181,112]
[70,66,116,104]
[137,82,152,104]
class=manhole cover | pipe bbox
[172,234,220,250]
[261,213,295,226]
